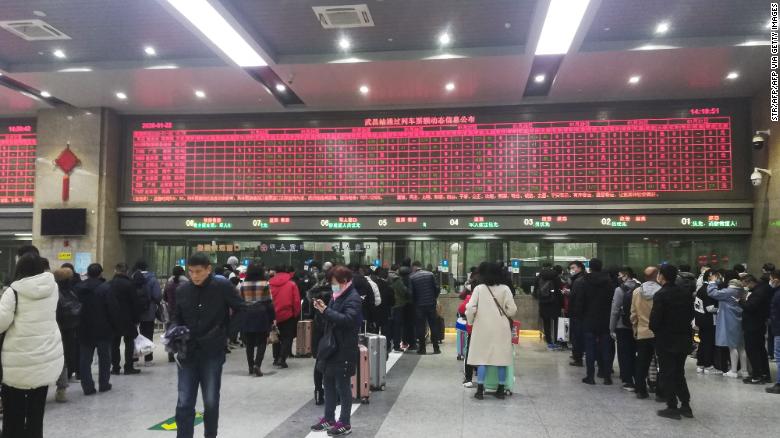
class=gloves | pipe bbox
[705,305,716,313]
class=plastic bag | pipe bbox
[134,334,154,358]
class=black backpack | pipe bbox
[133,272,151,317]
[620,280,638,328]
[537,279,556,304]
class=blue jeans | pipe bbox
[476,365,507,384]
[79,340,112,393]
[176,351,225,438]
[585,332,612,379]
[323,363,353,426]
[775,336,780,384]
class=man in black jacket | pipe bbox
[76,263,120,395]
[650,264,694,420]
[739,275,772,384]
[567,261,586,366]
[409,261,441,355]
[110,263,141,375]
[574,258,615,385]
[171,253,246,438]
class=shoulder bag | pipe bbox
[485,285,513,329]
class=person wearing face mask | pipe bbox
[566,261,586,367]
[693,269,722,375]
[707,271,747,379]
[310,265,363,437]
[738,274,772,384]
[766,270,780,394]
[610,266,640,391]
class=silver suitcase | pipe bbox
[360,332,387,391]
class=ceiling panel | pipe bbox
[584,0,768,43]
[228,0,537,56]
[0,0,217,65]
[11,67,284,114]
[549,46,767,103]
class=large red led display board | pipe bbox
[0,123,35,204]
[129,105,741,204]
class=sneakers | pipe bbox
[55,388,67,403]
[463,381,474,388]
[310,418,334,432]
[125,368,141,375]
[765,383,780,394]
[696,366,705,374]
[724,371,739,378]
[581,377,595,385]
[621,383,635,392]
[657,408,682,420]
[327,422,352,436]
[569,360,584,367]
[547,343,557,351]
[704,367,723,375]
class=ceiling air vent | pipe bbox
[313,4,374,29]
[0,19,71,41]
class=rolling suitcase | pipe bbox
[359,331,387,390]
[296,320,312,357]
[351,344,370,404]
[456,329,468,360]
[483,345,516,396]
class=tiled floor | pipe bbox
[41,334,779,437]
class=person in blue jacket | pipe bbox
[707,271,746,378]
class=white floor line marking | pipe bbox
[305,350,405,437]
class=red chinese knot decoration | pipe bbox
[54,143,80,202]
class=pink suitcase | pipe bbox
[350,344,370,404]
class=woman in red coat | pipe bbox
[270,266,301,369]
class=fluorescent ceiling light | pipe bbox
[631,44,679,51]
[145,64,179,70]
[359,85,369,94]
[438,32,452,46]
[422,53,467,60]
[328,57,369,64]
[58,67,92,72]
[165,0,267,67]
[116,92,127,100]
[52,49,66,59]
[628,75,641,84]
[654,21,670,35]
[726,71,739,80]
[194,90,206,98]
[445,82,455,91]
[535,0,591,55]
[737,40,770,46]
[338,37,351,50]
[534,74,546,83]
[14,233,33,237]
[40,91,51,98]
[275,83,287,92]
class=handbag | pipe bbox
[267,325,280,344]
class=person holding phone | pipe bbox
[310,265,362,437]
[707,270,747,378]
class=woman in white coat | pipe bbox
[0,252,63,438]
[466,262,517,400]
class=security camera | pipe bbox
[753,129,771,150]
[751,167,772,186]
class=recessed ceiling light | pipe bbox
[275,83,287,92]
[445,82,455,91]
[194,90,206,98]
[387,37,393,42]
[33,10,46,17]
[338,37,351,50]
[359,85,369,94]
[504,22,511,29]
[144,46,157,56]
[628,75,641,84]
[534,74,546,83]
[40,91,51,98]
[655,21,670,34]
[438,32,452,46]
[535,0,591,55]
[116,92,127,100]
[726,71,739,80]
[52,49,66,59]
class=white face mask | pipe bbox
[569,270,577,276]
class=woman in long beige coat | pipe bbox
[466,262,517,400]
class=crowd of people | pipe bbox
[529,258,780,420]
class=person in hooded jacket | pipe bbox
[76,263,121,395]
[0,252,63,438]
[110,263,141,375]
[54,267,81,402]
[305,267,333,405]
[239,262,275,377]
[631,266,661,399]
[610,266,640,391]
[650,264,695,420]
[675,265,698,297]
[573,258,615,385]
[270,266,301,369]
[766,270,780,394]
[693,269,722,374]
[738,274,772,384]
[567,261,586,367]
[707,271,747,378]
[132,260,162,365]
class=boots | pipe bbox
[495,384,506,400]
[474,384,485,400]
[432,343,441,355]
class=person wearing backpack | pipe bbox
[110,263,141,375]
[610,266,640,391]
[534,265,563,350]
[132,260,162,366]
[54,267,82,403]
